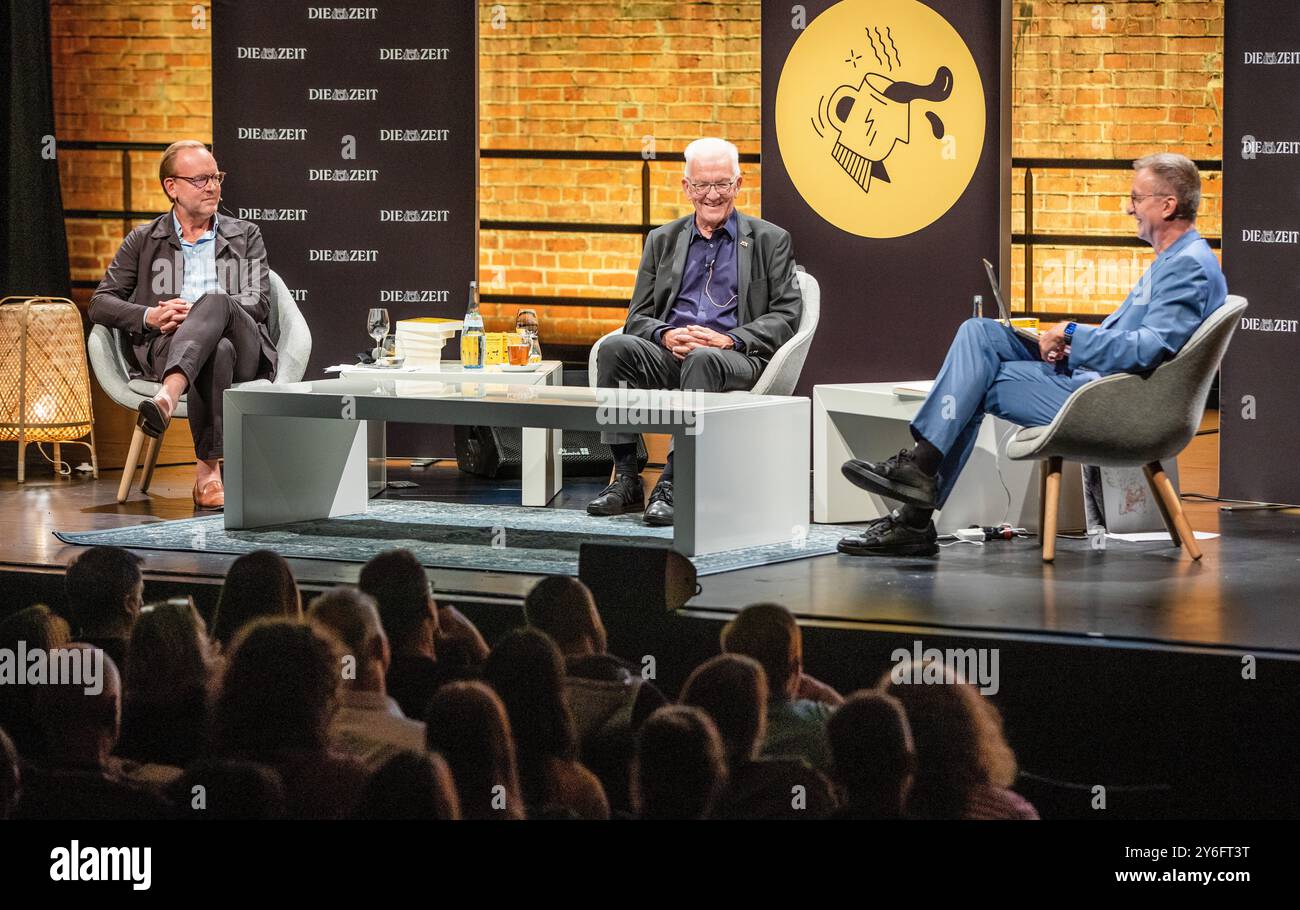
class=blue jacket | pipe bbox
[1070,229,1226,376]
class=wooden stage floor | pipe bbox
[4,412,1299,657]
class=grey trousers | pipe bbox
[595,333,764,444]
[145,292,262,460]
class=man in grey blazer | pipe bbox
[90,140,276,510]
[588,137,804,526]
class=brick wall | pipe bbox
[50,0,1224,343]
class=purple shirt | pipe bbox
[654,210,745,351]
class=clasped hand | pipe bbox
[148,298,191,334]
[662,325,734,361]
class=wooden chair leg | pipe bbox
[1143,460,1201,559]
[117,426,147,503]
[53,443,62,473]
[1041,456,1063,563]
[139,435,162,492]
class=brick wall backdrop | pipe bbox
[49,0,1224,343]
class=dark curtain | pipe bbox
[0,0,71,297]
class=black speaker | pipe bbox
[579,542,699,614]
[453,426,649,479]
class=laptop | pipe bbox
[982,258,1041,345]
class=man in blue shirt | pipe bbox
[838,152,1227,557]
[91,141,276,511]
[588,137,804,525]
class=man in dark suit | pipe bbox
[90,140,276,510]
[588,137,804,525]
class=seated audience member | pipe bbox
[353,751,460,821]
[170,759,287,820]
[211,549,301,649]
[826,691,915,820]
[633,705,728,820]
[210,619,368,819]
[18,647,172,820]
[358,549,489,720]
[308,587,425,771]
[483,629,610,820]
[117,598,213,768]
[0,604,71,762]
[425,681,524,820]
[680,653,835,820]
[64,546,144,669]
[523,575,666,811]
[879,659,1039,820]
[0,727,20,820]
[720,603,840,771]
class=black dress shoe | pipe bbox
[841,449,939,509]
[643,479,673,526]
[137,396,172,439]
[587,473,645,516]
[837,512,939,557]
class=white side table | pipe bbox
[813,382,1084,533]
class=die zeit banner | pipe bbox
[212,0,477,454]
[1221,2,1300,505]
[762,0,1009,390]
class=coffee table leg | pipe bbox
[521,426,562,506]
[672,399,810,556]
[225,395,370,529]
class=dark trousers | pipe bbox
[144,292,261,460]
[595,333,765,444]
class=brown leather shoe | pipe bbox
[193,479,225,511]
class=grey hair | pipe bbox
[684,137,740,179]
[1134,152,1201,221]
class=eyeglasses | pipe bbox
[170,172,227,189]
[1129,191,1171,205]
[686,178,738,196]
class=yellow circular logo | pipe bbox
[775,0,986,238]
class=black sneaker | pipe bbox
[841,449,939,509]
[643,479,673,526]
[837,511,939,557]
[587,473,645,516]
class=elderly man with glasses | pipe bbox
[836,151,1227,557]
[90,140,277,510]
[587,137,804,526]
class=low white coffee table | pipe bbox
[224,377,810,556]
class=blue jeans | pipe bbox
[910,318,1096,507]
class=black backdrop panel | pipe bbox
[1221,2,1300,505]
[762,0,1006,392]
[212,0,477,455]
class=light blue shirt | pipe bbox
[174,210,220,304]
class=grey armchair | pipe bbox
[87,269,312,503]
[586,266,821,395]
[1007,295,1247,562]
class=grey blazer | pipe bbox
[89,210,277,380]
[623,209,803,360]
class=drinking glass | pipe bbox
[366,308,390,360]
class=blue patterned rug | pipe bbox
[55,500,856,577]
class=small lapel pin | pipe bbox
[740,239,749,248]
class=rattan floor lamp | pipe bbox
[0,296,98,482]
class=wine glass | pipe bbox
[366,308,390,361]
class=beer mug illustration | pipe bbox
[826,66,953,193]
